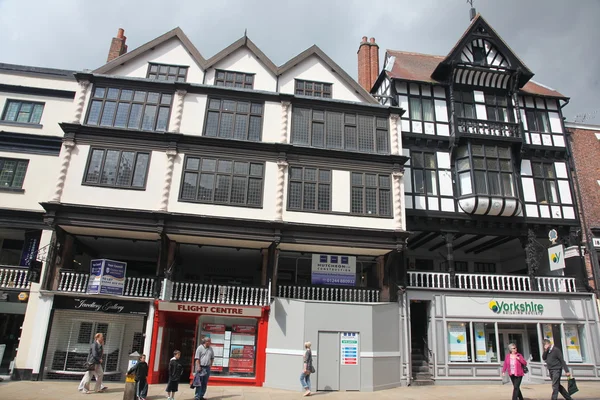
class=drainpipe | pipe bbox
[403,290,411,385]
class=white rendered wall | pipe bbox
[0,150,59,211]
[0,72,77,91]
[279,55,365,102]
[178,94,208,136]
[103,38,205,84]
[204,47,277,92]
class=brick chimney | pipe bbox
[357,36,379,92]
[107,28,128,63]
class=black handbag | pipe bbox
[523,365,528,374]
[83,362,95,371]
[310,365,315,374]
[568,377,579,395]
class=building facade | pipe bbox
[368,13,600,385]
[9,27,410,391]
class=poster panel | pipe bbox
[340,332,359,365]
[311,254,356,286]
[448,322,468,362]
[564,325,583,363]
[474,323,487,362]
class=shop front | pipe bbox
[148,300,269,386]
[406,290,600,383]
[0,289,29,374]
[43,295,150,381]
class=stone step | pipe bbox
[411,354,426,361]
[411,365,430,373]
[411,360,429,367]
[414,372,432,379]
[412,379,435,386]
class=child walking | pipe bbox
[127,354,149,400]
[165,350,184,400]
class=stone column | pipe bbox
[275,157,288,221]
[171,89,187,133]
[390,113,400,155]
[51,139,76,202]
[72,80,90,124]
[392,170,404,230]
[160,148,178,211]
[281,101,291,143]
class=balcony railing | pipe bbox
[277,285,380,303]
[0,266,30,289]
[170,282,270,306]
[57,271,156,298]
[408,271,576,293]
[456,117,521,139]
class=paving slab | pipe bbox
[0,380,599,400]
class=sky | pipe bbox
[0,0,598,122]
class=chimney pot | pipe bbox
[117,28,125,39]
[362,36,368,43]
[370,37,376,44]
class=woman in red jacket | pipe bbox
[502,343,527,400]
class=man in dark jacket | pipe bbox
[542,339,572,400]
[78,332,108,393]
[127,354,149,400]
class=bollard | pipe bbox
[123,351,140,400]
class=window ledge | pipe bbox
[0,120,43,129]
[81,183,147,191]
[178,198,263,209]
[0,187,25,194]
[287,208,394,219]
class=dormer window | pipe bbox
[147,63,188,82]
[295,80,332,98]
[215,70,254,89]
[472,44,487,66]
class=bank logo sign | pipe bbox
[548,244,565,271]
[489,300,544,315]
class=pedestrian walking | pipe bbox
[165,350,184,400]
[78,332,108,394]
[193,338,214,400]
[501,343,527,400]
[542,339,573,400]
[127,354,149,400]
[300,341,314,397]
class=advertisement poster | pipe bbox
[229,324,256,373]
[448,322,468,362]
[87,259,127,295]
[311,254,356,286]
[87,260,104,294]
[543,324,554,344]
[228,358,254,373]
[564,325,583,363]
[474,323,487,362]
[340,332,359,365]
[202,323,225,371]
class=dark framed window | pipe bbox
[456,144,515,197]
[1,100,44,124]
[411,152,438,195]
[295,80,332,98]
[407,84,435,122]
[84,148,150,189]
[147,63,188,82]
[532,162,559,204]
[415,259,434,271]
[474,262,496,273]
[86,86,173,132]
[350,172,392,216]
[291,107,389,153]
[215,70,254,89]
[288,166,331,212]
[484,93,513,122]
[525,109,550,133]
[472,44,487,66]
[454,90,475,119]
[204,98,263,141]
[180,156,264,207]
[0,158,29,189]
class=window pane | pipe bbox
[87,101,102,125]
[115,152,135,186]
[186,157,200,171]
[424,154,436,168]
[289,181,302,209]
[290,167,302,180]
[487,159,499,170]
[0,161,16,187]
[85,149,104,183]
[217,160,232,173]
[156,107,169,131]
[376,130,389,154]
[106,88,119,100]
[219,113,234,138]
[317,184,330,211]
[365,188,377,215]
[464,104,475,119]
[534,179,547,202]
[132,153,149,188]
[181,172,198,200]
[198,174,215,201]
[526,111,537,131]
[414,170,424,193]
[351,172,362,186]
[351,187,363,213]
[548,181,559,203]
[100,150,119,185]
[250,163,263,177]
[248,116,262,141]
[379,175,390,188]
[532,163,544,177]
[134,91,146,102]
[488,172,501,195]
[544,165,556,179]
[304,168,317,182]
[114,103,130,128]
[326,112,343,149]
[160,94,172,105]
[13,162,28,187]
[292,108,310,145]
[120,89,133,101]
[501,173,514,196]
[127,104,143,129]
[473,157,485,169]
[457,158,470,171]
[99,101,117,126]
[426,170,438,195]
[379,189,391,216]
[205,111,220,136]
[93,87,106,98]
[209,99,221,110]
[312,122,324,147]
[247,178,262,205]
[233,162,249,175]
[459,172,472,195]
[498,147,510,158]
[214,175,231,202]
[231,176,247,204]
[422,99,434,122]
[537,112,550,133]
[474,170,487,194]
[31,104,44,123]
[222,100,236,112]
[303,183,316,210]
[365,174,377,187]
[357,115,374,152]
[319,170,331,182]
[201,159,216,172]
[141,105,157,130]
[409,98,422,120]
[500,160,512,171]
[251,103,263,115]
[147,92,160,104]
[344,126,357,151]
[485,146,498,157]
[412,153,424,168]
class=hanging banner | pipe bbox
[86,259,127,296]
[19,230,41,267]
[340,332,359,365]
[548,245,565,271]
[474,323,487,362]
[564,325,583,363]
[543,324,554,344]
[448,322,468,362]
[311,254,356,286]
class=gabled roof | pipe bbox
[383,50,566,99]
[205,35,278,76]
[432,14,534,86]
[94,27,207,74]
[279,45,378,104]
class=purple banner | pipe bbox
[311,254,356,286]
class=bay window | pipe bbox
[456,144,515,197]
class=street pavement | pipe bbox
[1,380,600,400]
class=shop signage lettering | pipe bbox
[158,301,262,317]
[73,298,125,313]
[311,254,356,286]
[52,295,148,315]
[489,300,544,315]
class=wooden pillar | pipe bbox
[261,248,269,286]
[444,233,456,288]
[270,247,280,297]
[49,232,74,291]
[377,255,389,301]
[520,231,539,291]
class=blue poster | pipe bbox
[311,254,356,286]
[19,230,41,267]
[87,259,127,296]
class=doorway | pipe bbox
[499,330,530,362]
[317,331,361,392]
[161,314,196,383]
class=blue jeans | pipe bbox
[300,372,311,391]
[136,378,148,399]
[195,366,211,399]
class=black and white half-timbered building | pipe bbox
[369,13,600,385]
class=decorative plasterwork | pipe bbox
[392,170,404,230]
[390,114,400,155]
[160,148,178,211]
[72,80,90,124]
[275,157,289,221]
[281,101,291,143]
[51,140,76,202]
[172,89,187,133]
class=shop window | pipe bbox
[528,324,541,362]
[197,316,258,378]
[473,322,497,362]
[564,324,587,363]
[447,322,472,362]
[77,322,93,344]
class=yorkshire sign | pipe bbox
[489,300,544,315]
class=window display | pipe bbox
[198,316,257,377]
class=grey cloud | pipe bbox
[0,0,597,121]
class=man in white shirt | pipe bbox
[194,338,214,400]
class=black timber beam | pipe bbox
[465,236,509,254]
[453,234,486,251]
[408,232,439,250]
[429,233,464,251]
[473,236,517,254]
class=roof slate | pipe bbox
[0,63,76,79]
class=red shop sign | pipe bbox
[232,324,256,334]
[229,358,255,373]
